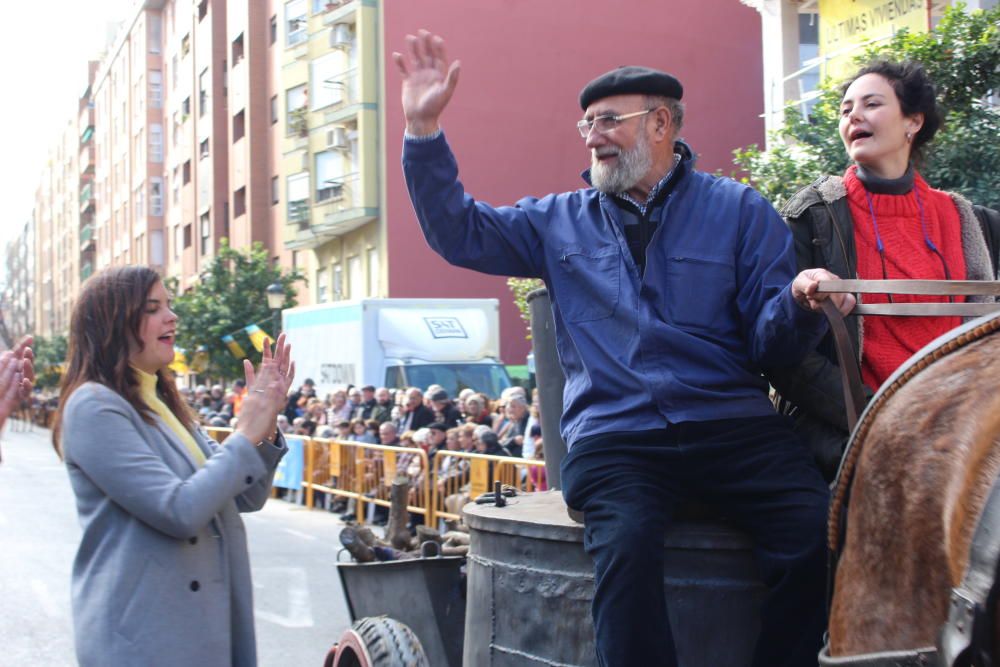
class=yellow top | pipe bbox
[134,367,206,467]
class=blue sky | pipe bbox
[0,0,130,248]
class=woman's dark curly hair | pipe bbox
[841,59,943,164]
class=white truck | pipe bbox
[281,298,513,399]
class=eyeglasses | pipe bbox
[576,108,654,138]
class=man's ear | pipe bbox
[652,106,673,143]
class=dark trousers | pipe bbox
[560,415,829,667]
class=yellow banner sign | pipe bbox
[819,0,929,82]
[470,458,489,498]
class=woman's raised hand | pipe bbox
[392,29,460,137]
[0,336,34,429]
[236,333,295,445]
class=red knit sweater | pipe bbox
[845,166,966,390]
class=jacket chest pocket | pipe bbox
[664,256,735,331]
[554,245,621,322]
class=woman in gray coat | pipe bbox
[54,266,295,667]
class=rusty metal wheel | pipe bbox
[331,616,428,667]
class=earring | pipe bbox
[905,132,913,142]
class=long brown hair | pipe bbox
[52,266,194,455]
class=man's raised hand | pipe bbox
[392,30,460,137]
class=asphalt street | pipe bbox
[0,422,354,666]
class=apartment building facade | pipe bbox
[34,96,89,339]
[278,0,379,306]
[91,4,165,280]
[2,219,35,344]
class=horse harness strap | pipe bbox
[817,645,937,667]
[938,473,1000,666]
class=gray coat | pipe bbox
[62,382,286,667]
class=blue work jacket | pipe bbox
[403,133,827,447]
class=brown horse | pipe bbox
[828,316,1000,658]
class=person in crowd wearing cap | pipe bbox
[395,29,854,667]
[428,389,462,428]
[424,421,449,462]
[285,378,315,422]
[352,385,378,421]
[397,386,435,432]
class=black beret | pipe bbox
[579,66,683,110]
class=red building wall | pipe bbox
[383,0,765,367]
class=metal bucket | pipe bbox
[463,492,765,666]
[337,557,466,667]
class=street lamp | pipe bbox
[266,282,284,339]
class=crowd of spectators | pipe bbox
[180,375,548,522]
[276,379,543,461]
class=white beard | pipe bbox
[590,132,653,194]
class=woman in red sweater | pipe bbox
[767,59,1000,480]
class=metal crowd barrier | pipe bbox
[305,439,431,526]
[201,427,547,525]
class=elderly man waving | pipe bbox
[396,30,850,667]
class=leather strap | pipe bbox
[938,474,1000,666]
[853,303,1000,317]
[819,300,866,433]
[818,279,1000,296]
[816,280,1000,427]
[818,644,937,667]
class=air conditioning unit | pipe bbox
[330,22,352,49]
[325,127,348,151]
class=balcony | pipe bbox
[321,68,361,122]
[79,182,94,212]
[80,224,95,251]
[286,173,376,250]
[321,0,356,25]
[80,125,94,146]
[288,199,310,226]
[80,261,93,281]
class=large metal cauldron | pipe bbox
[463,492,766,666]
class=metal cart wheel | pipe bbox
[327,616,429,667]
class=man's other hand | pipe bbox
[792,268,856,315]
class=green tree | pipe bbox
[734,3,1000,210]
[32,335,68,390]
[506,277,544,341]
[170,241,304,382]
